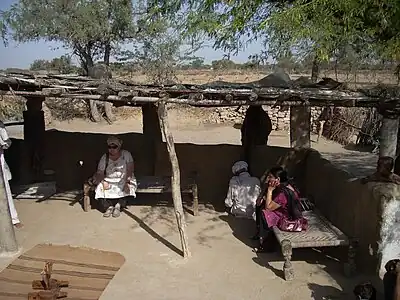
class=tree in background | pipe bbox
[147,0,400,81]
[0,0,141,123]
[0,0,139,72]
[117,11,201,85]
[211,59,236,71]
[30,55,78,74]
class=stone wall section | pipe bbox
[213,106,323,132]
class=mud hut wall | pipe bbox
[154,144,297,210]
[304,150,400,275]
[6,132,301,209]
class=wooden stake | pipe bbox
[157,100,191,258]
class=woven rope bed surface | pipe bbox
[273,210,349,248]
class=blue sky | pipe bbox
[0,0,263,69]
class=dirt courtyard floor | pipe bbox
[1,115,381,299]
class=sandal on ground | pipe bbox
[253,244,276,253]
[103,207,113,218]
[112,207,121,218]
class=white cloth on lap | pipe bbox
[94,149,137,199]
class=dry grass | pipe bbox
[0,95,25,121]
[325,107,370,144]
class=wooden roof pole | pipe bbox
[157,96,191,258]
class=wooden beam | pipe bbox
[0,88,387,108]
[379,115,399,158]
[157,100,191,258]
[290,106,311,148]
[0,154,18,255]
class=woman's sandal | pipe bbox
[253,244,276,253]
[252,247,266,253]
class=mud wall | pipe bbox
[304,150,400,275]
[6,130,299,210]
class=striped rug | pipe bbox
[0,244,125,300]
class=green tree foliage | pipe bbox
[1,0,138,73]
[30,55,79,74]
[211,59,237,70]
[148,0,400,65]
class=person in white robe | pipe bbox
[225,161,261,220]
[91,136,137,218]
[0,120,22,228]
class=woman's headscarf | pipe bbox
[232,161,248,175]
[107,136,122,148]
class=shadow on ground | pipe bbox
[219,213,384,300]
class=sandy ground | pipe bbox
[1,116,380,299]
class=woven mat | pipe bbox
[0,244,125,300]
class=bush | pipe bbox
[0,96,25,121]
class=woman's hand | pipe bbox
[267,178,279,192]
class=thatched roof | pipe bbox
[0,70,399,112]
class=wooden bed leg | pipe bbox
[83,183,91,212]
[192,184,199,216]
[344,238,358,277]
[281,239,294,281]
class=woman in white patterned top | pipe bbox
[92,136,137,218]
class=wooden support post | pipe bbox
[23,96,46,183]
[379,114,399,158]
[157,100,191,258]
[0,154,18,255]
[290,105,311,148]
[142,103,162,175]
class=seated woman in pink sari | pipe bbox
[254,166,302,252]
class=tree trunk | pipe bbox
[103,42,111,66]
[379,115,399,159]
[0,154,18,255]
[311,56,320,83]
[104,102,116,123]
[157,101,191,258]
[79,49,102,122]
[89,100,102,123]
[102,45,116,123]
